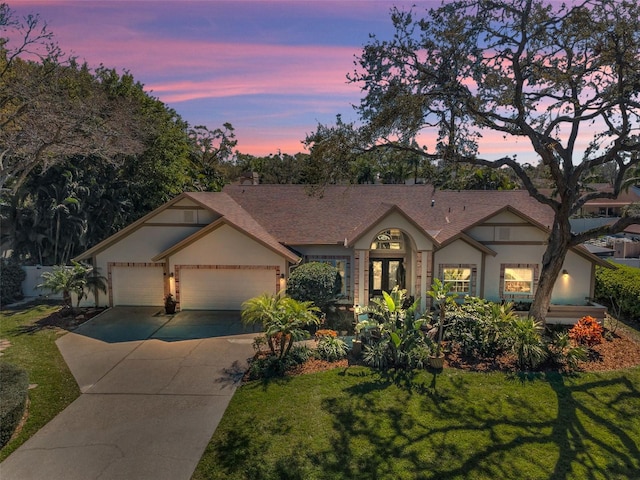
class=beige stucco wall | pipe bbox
[433,239,484,295]
[352,211,433,251]
[482,244,592,304]
[169,224,287,269]
[150,208,216,224]
[94,225,200,272]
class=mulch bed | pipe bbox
[11,306,106,334]
[282,327,640,377]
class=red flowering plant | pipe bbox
[569,316,604,346]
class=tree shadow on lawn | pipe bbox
[316,369,640,480]
[202,367,639,479]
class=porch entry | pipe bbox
[369,258,406,298]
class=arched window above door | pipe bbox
[370,229,405,251]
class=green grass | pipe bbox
[0,304,80,461]
[193,365,640,480]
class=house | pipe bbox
[74,184,610,314]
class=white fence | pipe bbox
[21,266,95,307]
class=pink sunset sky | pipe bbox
[9,0,586,162]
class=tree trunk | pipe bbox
[529,221,571,324]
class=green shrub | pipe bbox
[595,264,640,320]
[362,340,391,369]
[507,317,548,370]
[316,336,348,362]
[0,260,26,306]
[287,262,342,311]
[0,362,29,448]
[246,345,313,380]
[446,298,515,359]
[545,331,588,370]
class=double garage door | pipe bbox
[112,265,276,310]
[179,268,276,310]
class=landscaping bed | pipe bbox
[259,325,640,379]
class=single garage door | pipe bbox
[112,266,164,306]
[179,268,276,310]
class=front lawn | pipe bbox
[194,365,640,480]
[0,304,80,461]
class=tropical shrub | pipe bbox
[37,261,107,309]
[362,339,391,369]
[286,262,342,311]
[357,287,432,369]
[545,331,588,370]
[314,329,337,340]
[569,315,604,346]
[242,294,321,360]
[595,264,640,320]
[0,259,26,306]
[446,298,515,359]
[507,317,547,370]
[0,362,29,448]
[316,336,348,362]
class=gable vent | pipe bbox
[497,227,511,241]
[183,210,195,223]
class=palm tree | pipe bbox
[241,294,321,359]
[38,261,106,311]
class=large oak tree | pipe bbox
[306,0,640,321]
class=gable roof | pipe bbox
[73,193,194,261]
[222,184,556,245]
[154,192,300,263]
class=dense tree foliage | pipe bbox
[0,4,237,264]
[306,0,640,321]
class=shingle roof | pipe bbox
[222,184,556,245]
[182,191,300,262]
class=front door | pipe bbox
[369,258,405,298]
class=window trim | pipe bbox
[439,264,477,296]
[500,263,539,299]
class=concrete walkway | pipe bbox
[0,308,256,480]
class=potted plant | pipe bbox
[164,293,177,314]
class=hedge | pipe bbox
[0,362,29,448]
[594,263,640,321]
[0,259,26,306]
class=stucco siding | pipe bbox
[353,211,433,251]
[169,224,286,268]
[148,208,216,224]
[94,225,200,273]
[482,244,592,304]
[469,224,548,242]
[550,251,594,305]
[434,240,483,267]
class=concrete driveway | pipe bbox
[0,307,258,480]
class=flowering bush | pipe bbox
[315,329,338,340]
[569,316,603,346]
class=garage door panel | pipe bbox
[112,266,164,306]
[179,268,275,310]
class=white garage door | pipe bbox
[112,266,164,306]
[179,268,276,310]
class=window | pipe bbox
[443,267,471,294]
[439,264,476,296]
[503,267,534,295]
[371,229,404,250]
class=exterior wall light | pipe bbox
[562,269,569,277]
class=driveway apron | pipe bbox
[0,308,255,480]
